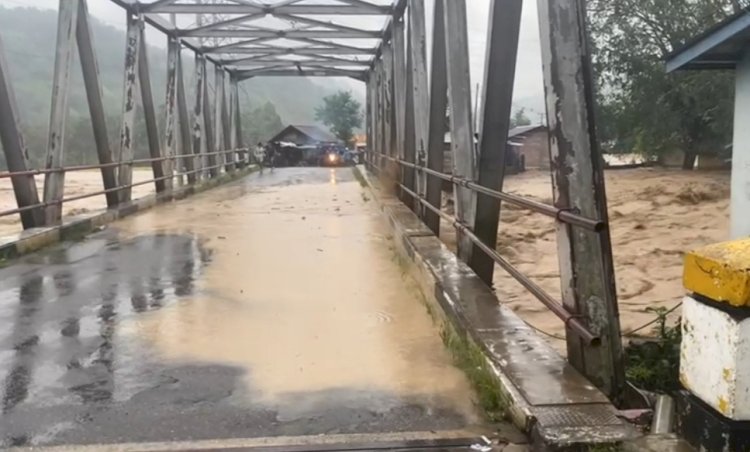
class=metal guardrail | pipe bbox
[0,148,249,219]
[370,151,601,346]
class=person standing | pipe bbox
[254,142,266,172]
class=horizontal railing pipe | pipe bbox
[0,148,250,219]
[375,151,604,232]
[396,181,600,346]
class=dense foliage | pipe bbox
[510,108,532,128]
[588,0,750,167]
[314,91,363,144]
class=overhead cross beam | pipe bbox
[143,4,391,15]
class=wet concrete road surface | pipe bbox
[0,168,484,448]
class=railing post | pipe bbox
[116,12,143,204]
[77,0,118,208]
[469,0,523,286]
[175,44,195,184]
[537,0,625,401]
[192,54,206,180]
[43,0,79,224]
[443,0,477,263]
[0,36,43,229]
[408,0,430,214]
[137,23,168,193]
[424,0,447,235]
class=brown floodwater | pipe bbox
[114,167,479,418]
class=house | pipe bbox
[441,125,550,175]
[268,125,339,146]
[508,125,550,169]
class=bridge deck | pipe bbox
[0,168,496,449]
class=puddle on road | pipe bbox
[115,169,479,419]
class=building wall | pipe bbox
[521,130,551,169]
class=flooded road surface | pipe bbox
[0,168,483,448]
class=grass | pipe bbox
[624,306,682,393]
[440,322,508,422]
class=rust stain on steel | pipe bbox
[117,14,142,202]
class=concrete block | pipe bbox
[684,238,750,307]
[680,295,750,420]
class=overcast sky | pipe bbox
[0,0,545,116]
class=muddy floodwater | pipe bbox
[0,168,483,447]
[0,169,155,238]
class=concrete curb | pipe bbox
[354,165,639,451]
[0,166,257,262]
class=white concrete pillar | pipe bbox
[731,49,750,238]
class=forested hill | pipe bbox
[0,6,357,167]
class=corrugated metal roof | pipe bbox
[443,125,545,144]
[508,125,546,138]
[270,125,339,143]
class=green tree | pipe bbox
[314,90,362,143]
[510,108,532,128]
[241,101,284,146]
[588,0,748,168]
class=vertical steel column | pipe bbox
[228,74,239,166]
[382,43,394,168]
[370,73,379,171]
[233,77,244,161]
[192,54,206,180]
[374,59,384,173]
[443,0,477,262]
[403,22,416,208]
[221,70,232,170]
[164,37,180,185]
[116,12,143,204]
[176,47,195,184]
[43,0,79,224]
[537,0,624,401]
[213,65,226,172]
[365,77,372,171]
[408,0,430,210]
[0,36,43,229]
[393,17,407,165]
[203,64,217,177]
[425,0,448,235]
[138,25,168,193]
[469,0,523,285]
[77,0,118,208]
